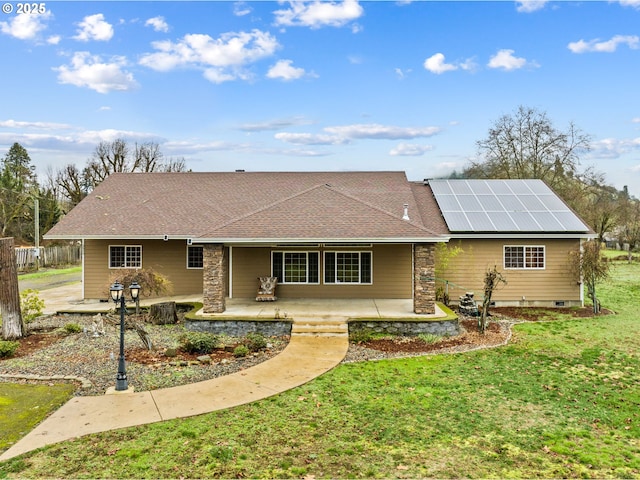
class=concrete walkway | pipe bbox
[2,284,447,461]
[0,328,349,461]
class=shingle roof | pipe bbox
[45,171,446,242]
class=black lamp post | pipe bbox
[109,280,141,391]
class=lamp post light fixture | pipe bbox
[109,280,141,391]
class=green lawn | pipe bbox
[1,259,638,478]
[0,384,75,452]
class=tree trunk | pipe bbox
[1,237,26,340]
[149,301,178,325]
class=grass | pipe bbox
[1,258,639,478]
[0,383,75,452]
[17,266,81,281]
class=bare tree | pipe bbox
[54,139,188,207]
[467,106,592,192]
[1,237,25,340]
[479,266,506,333]
[570,240,610,314]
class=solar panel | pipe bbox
[429,179,589,232]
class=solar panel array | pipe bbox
[429,179,590,232]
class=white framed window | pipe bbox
[271,251,320,284]
[187,245,204,269]
[109,245,142,269]
[324,251,372,284]
[504,245,545,269]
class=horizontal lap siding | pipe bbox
[84,240,203,299]
[441,239,581,304]
[231,244,412,299]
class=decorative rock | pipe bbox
[197,355,211,364]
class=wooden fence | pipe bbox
[15,245,82,271]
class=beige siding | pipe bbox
[440,238,582,307]
[83,240,204,299]
[231,244,412,299]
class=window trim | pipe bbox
[109,245,142,269]
[186,245,204,270]
[323,250,373,285]
[503,245,545,270]
[271,251,320,284]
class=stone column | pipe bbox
[203,244,226,313]
[413,243,436,314]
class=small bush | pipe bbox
[0,340,19,358]
[233,345,249,358]
[179,332,219,354]
[63,323,82,334]
[418,333,441,344]
[20,289,45,323]
[243,332,267,352]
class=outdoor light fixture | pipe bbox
[109,280,142,391]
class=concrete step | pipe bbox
[291,320,348,337]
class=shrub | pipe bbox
[418,333,441,344]
[105,267,173,299]
[0,340,19,358]
[20,289,45,323]
[243,332,267,352]
[179,332,219,354]
[63,323,83,334]
[349,328,375,343]
[233,345,249,358]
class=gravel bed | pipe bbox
[0,314,289,397]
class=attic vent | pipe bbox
[402,204,410,221]
[235,169,245,172]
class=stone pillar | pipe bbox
[203,244,226,313]
[413,243,436,314]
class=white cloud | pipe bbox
[589,137,640,159]
[423,53,476,74]
[487,49,534,71]
[632,117,640,123]
[515,1,548,13]
[274,132,348,145]
[55,52,138,94]
[73,14,114,42]
[324,123,440,140]
[267,59,309,81]
[239,117,313,132]
[618,0,640,8]
[233,2,253,16]
[0,119,73,130]
[139,30,279,82]
[389,143,434,156]
[47,35,61,45]
[145,16,169,33]
[273,0,364,29]
[0,10,51,40]
[423,53,458,74]
[568,35,639,53]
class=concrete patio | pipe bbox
[37,283,448,320]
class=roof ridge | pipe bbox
[202,182,441,237]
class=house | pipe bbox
[43,172,593,313]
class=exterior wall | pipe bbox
[440,238,582,307]
[231,244,413,299]
[83,239,204,299]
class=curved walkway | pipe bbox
[0,330,349,461]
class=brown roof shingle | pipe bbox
[45,171,448,242]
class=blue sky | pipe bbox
[1,0,639,196]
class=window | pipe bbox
[324,251,372,284]
[109,245,142,268]
[504,246,545,269]
[187,245,204,269]
[272,251,319,284]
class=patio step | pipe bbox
[291,319,348,337]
